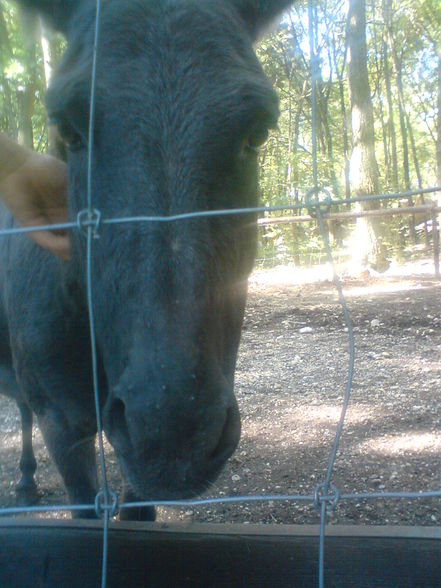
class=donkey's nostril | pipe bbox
[107,398,128,437]
[210,407,240,464]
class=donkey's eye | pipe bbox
[55,120,84,152]
[245,128,269,153]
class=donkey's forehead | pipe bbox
[69,0,258,68]
[48,0,278,126]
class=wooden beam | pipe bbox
[258,205,441,226]
[0,520,440,587]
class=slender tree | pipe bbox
[437,55,441,196]
[347,0,388,270]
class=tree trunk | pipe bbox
[39,19,63,155]
[390,36,417,245]
[435,52,441,266]
[372,0,388,188]
[347,0,388,272]
[284,62,295,199]
[437,54,441,199]
[394,59,411,192]
[321,51,339,197]
[383,0,399,192]
[406,109,429,250]
[17,9,38,149]
[332,32,351,201]
[0,6,18,137]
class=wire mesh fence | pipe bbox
[0,1,441,587]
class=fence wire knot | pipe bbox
[313,482,340,513]
[305,187,332,218]
[77,208,102,238]
[94,489,119,519]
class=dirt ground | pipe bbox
[1,259,440,527]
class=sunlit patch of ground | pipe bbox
[251,258,438,293]
[1,258,441,526]
[358,432,441,456]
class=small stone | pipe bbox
[371,319,380,328]
[231,474,241,482]
[299,327,314,334]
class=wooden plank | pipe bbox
[0,521,440,587]
[2,518,441,539]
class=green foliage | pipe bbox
[1,0,439,266]
[256,0,440,266]
[0,0,64,149]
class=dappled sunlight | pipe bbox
[250,263,335,286]
[242,403,377,445]
[242,398,440,462]
[343,281,431,298]
[250,260,439,297]
[401,359,441,376]
[0,430,22,448]
[291,404,375,424]
[358,432,441,456]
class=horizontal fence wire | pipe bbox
[1,1,441,587]
[1,170,441,584]
[0,185,440,239]
[1,489,441,518]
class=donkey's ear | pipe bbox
[231,0,294,40]
[13,0,79,34]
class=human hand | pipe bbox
[0,151,69,260]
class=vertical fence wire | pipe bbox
[307,3,356,586]
[83,1,112,586]
[307,5,329,584]
[315,208,356,588]
[0,3,441,588]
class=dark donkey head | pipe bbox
[19,0,293,501]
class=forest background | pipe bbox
[1,0,440,271]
